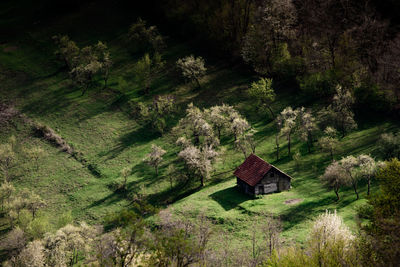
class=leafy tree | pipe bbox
[133,53,165,94]
[178,145,218,187]
[150,209,212,267]
[241,0,296,75]
[0,227,26,259]
[357,154,378,196]
[128,18,165,53]
[0,143,16,182]
[144,144,166,176]
[25,146,45,171]
[16,240,45,267]
[176,55,206,88]
[318,127,340,161]
[70,60,102,96]
[133,95,175,135]
[308,210,356,266]
[175,103,217,147]
[94,41,112,87]
[319,85,357,137]
[52,35,80,69]
[361,158,400,265]
[205,104,235,140]
[0,181,15,210]
[166,164,176,189]
[320,161,347,201]
[341,155,361,200]
[24,192,46,219]
[231,116,250,142]
[120,166,131,190]
[378,132,400,159]
[43,222,98,266]
[248,77,276,117]
[297,107,318,153]
[279,106,299,155]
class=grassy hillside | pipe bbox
[0,1,399,251]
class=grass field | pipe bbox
[0,1,399,251]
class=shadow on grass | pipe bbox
[99,124,158,159]
[209,186,253,211]
[280,195,335,231]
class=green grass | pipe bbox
[0,2,399,252]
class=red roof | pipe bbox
[234,154,272,186]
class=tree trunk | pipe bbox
[155,165,158,176]
[217,128,221,140]
[195,77,201,89]
[275,135,279,160]
[200,176,204,187]
[267,106,275,118]
[334,187,340,202]
[367,177,371,195]
[353,183,359,200]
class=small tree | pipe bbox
[176,55,206,88]
[357,154,377,196]
[25,146,45,171]
[320,161,347,201]
[0,143,16,182]
[340,156,361,200]
[378,132,400,159]
[133,53,165,94]
[128,18,165,53]
[318,85,357,137]
[70,60,102,96]
[248,78,276,117]
[231,117,250,141]
[318,127,340,161]
[308,210,355,266]
[52,35,80,69]
[17,240,45,267]
[275,117,282,160]
[0,181,15,210]
[95,41,112,88]
[297,107,318,153]
[144,144,166,176]
[120,166,131,190]
[178,145,218,187]
[166,164,176,189]
[24,192,46,219]
[279,106,299,155]
[175,103,217,147]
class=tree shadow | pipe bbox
[209,186,253,211]
[280,196,335,231]
[98,124,158,159]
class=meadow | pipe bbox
[0,1,398,252]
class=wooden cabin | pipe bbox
[234,154,292,196]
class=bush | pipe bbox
[33,124,73,154]
[298,71,336,99]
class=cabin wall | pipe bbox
[237,178,255,195]
[255,169,291,195]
